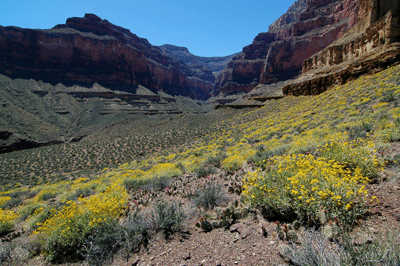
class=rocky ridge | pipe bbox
[0,14,213,99]
[215,0,359,95]
[159,44,238,84]
[0,74,211,154]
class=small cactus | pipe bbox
[287,231,298,242]
[276,222,298,241]
[200,220,213,232]
[219,220,229,228]
[224,207,232,217]
[233,199,238,208]
[318,208,327,224]
[241,208,250,218]
[293,221,301,230]
[211,221,219,229]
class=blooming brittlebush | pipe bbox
[243,154,370,226]
[34,183,128,256]
[0,196,11,207]
[0,208,18,234]
[3,61,400,259]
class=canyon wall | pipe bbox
[0,14,213,99]
[159,44,238,84]
[215,0,359,95]
[302,0,400,73]
[283,0,400,96]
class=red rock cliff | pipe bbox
[0,14,213,99]
[283,0,400,96]
[302,0,400,73]
[215,0,359,95]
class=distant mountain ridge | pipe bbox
[0,14,214,99]
[159,44,238,84]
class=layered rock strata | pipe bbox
[283,0,400,96]
[0,14,213,99]
[159,44,237,84]
[0,74,209,154]
[215,0,359,94]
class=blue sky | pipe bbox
[0,0,296,57]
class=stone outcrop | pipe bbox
[283,0,400,96]
[302,0,400,73]
[0,14,213,99]
[159,44,237,84]
[215,0,359,95]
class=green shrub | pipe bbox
[66,187,95,201]
[380,90,396,103]
[340,228,400,266]
[143,176,172,192]
[205,154,227,168]
[122,211,152,254]
[43,217,119,264]
[29,206,57,232]
[379,125,400,142]
[191,181,227,210]
[0,221,14,236]
[284,228,344,266]
[194,165,214,178]
[175,162,186,173]
[27,190,39,199]
[194,166,208,178]
[123,178,146,191]
[4,190,29,199]
[243,154,369,227]
[348,122,373,141]
[19,203,44,221]
[250,146,289,168]
[150,200,185,234]
[83,219,122,266]
[38,191,57,201]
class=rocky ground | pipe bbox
[6,142,399,266]
[119,156,400,266]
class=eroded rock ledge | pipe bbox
[0,14,213,99]
[283,0,400,96]
[214,0,359,95]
